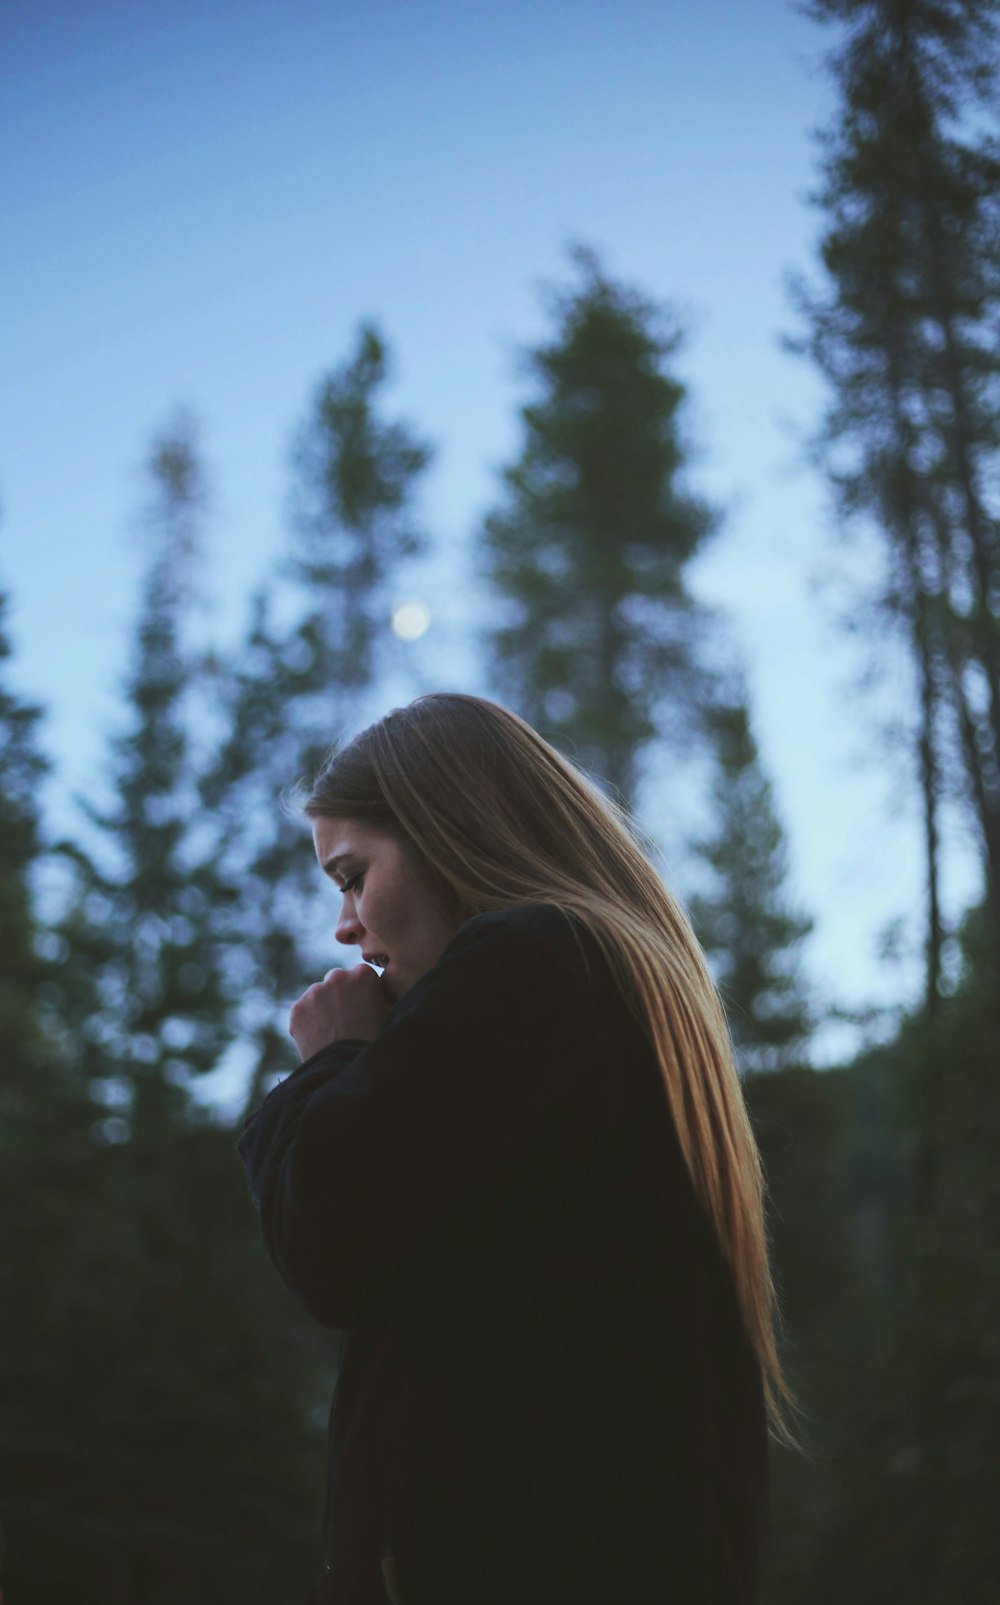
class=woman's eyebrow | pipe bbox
[320,850,353,878]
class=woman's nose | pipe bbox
[335,900,362,948]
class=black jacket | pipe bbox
[237,903,768,1605]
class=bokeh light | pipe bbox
[391,598,431,641]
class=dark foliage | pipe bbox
[794,0,1000,1004]
[689,691,814,1071]
[752,919,1000,1602]
[482,247,718,807]
[199,323,432,1111]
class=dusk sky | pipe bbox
[3,0,979,1060]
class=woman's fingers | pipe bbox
[289,964,390,1060]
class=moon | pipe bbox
[391,599,431,641]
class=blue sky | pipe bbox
[2,0,981,1058]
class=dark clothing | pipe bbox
[237,903,768,1605]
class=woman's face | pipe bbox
[313,815,462,1001]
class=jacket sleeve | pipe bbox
[236,907,610,1329]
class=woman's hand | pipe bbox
[289,964,391,1060]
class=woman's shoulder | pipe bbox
[441,902,626,1022]
[450,902,604,975]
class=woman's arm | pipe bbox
[236,906,608,1329]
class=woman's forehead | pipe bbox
[313,815,389,868]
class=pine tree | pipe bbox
[482,248,717,808]
[197,324,431,1111]
[794,0,1000,1006]
[49,413,229,1136]
[0,582,48,1073]
[1,433,336,1603]
[794,11,1000,1589]
[688,691,814,1072]
[0,576,105,1601]
[289,320,430,702]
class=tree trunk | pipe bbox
[922,186,1000,974]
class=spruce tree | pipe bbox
[200,322,431,1110]
[0,582,48,1074]
[49,413,229,1135]
[688,690,814,1072]
[482,248,717,808]
[290,320,430,701]
[795,0,1000,1005]
[2,430,335,1603]
[794,9,1000,1589]
[0,578,103,1601]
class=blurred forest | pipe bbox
[2,0,999,1600]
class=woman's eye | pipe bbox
[341,873,363,894]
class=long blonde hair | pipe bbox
[302,692,796,1443]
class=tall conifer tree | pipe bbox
[0,582,48,1076]
[795,0,1000,1003]
[3,435,334,1602]
[51,413,228,1136]
[482,248,717,808]
[795,10,1000,1589]
[688,689,814,1072]
[0,577,102,1603]
[201,323,431,1108]
[290,321,430,701]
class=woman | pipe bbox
[237,693,793,1605]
